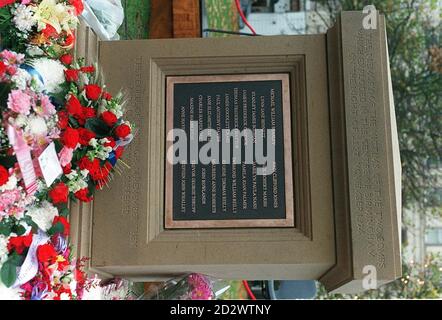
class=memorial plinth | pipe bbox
[71,11,402,293]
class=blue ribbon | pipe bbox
[20,64,45,85]
[108,151,117,166]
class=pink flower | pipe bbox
[7,89,32,115]
[21,0,32,4]
[0,50,24,65]
[58,146,73,167]
[0,189,21,213]
[35,94,56,117]
[188,274,213,300]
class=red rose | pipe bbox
[64,33,75,47]
[103,136,116,148]
[82,106,96,119]
[77,128,96,146]
[78,156,100,176]
[7,233,33,255]
[62,163,72,174]
[37,243,58,264]
[42,24,58,39]
[102,91,112,101]
[61,127,79,148]
[80,66,95,73]
[101,111,117,127]
[69,0,84,15]
[74,188,93,202]
[0,165,8,186]
[114,146,124,159]
[85,84,102,101]
[53,216,70,236]
[0,0,16,9]
[92,162,112,185]
[49,182,69,204]
[64,69,79,82]
[57,110,69,129]
[114,124,131,139]
[66,95,83,117]
[60,54,73,65]
[0,61,6,76]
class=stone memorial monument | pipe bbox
[70,11,402,293]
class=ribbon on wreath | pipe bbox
[13,230,50,288]
[7,125,38,195]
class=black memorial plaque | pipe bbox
[165,74,294,228]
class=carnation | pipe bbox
[27,115,48,136]
[25,201,59,232]
[7,89,32,115]
[10,68,32,90]
[31,58,66,94]
[12,4,37,32]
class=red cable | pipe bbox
[234,0,257,35]
[242,280,257,300]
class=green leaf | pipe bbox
[12,224,26,236]
[0,155,16,169]
[0,82,12,110]
[68,115,80,128]
[47,221,64,236]
[0,258,18,288]
[59,206,70,218]
[0,219,13,236]
[85,118,110,138]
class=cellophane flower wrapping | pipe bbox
[139,273,231,300]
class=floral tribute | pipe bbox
[0,0,134,300]
[0,0,83,59]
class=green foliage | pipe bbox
[312,0,442,213]
[317,254,442,299]
[0,252,25,288]
[47,221,65,236]
[85,118,109,138]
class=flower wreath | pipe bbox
[0,0,83,59]
[0,0,134,299]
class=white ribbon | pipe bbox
[13,230,49,288]
[115,133,134,149]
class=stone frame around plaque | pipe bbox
[87,33,335,282]
[164,73,294,229]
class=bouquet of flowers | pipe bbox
[0,0,84,59]
[53,55,133,202]
[0,48,89,299]
[141,273,230,300]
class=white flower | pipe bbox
[11,68,32,91]
[0,175,18,192]
[31,58,66,94]
[0,235,8,265]
[89,138,98,148]
[27,115,48,136]
[12,4,36,32]
[25,201,59,232]
[26,45,45,57]
[12,114,27,128]
[66,170,88,193]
